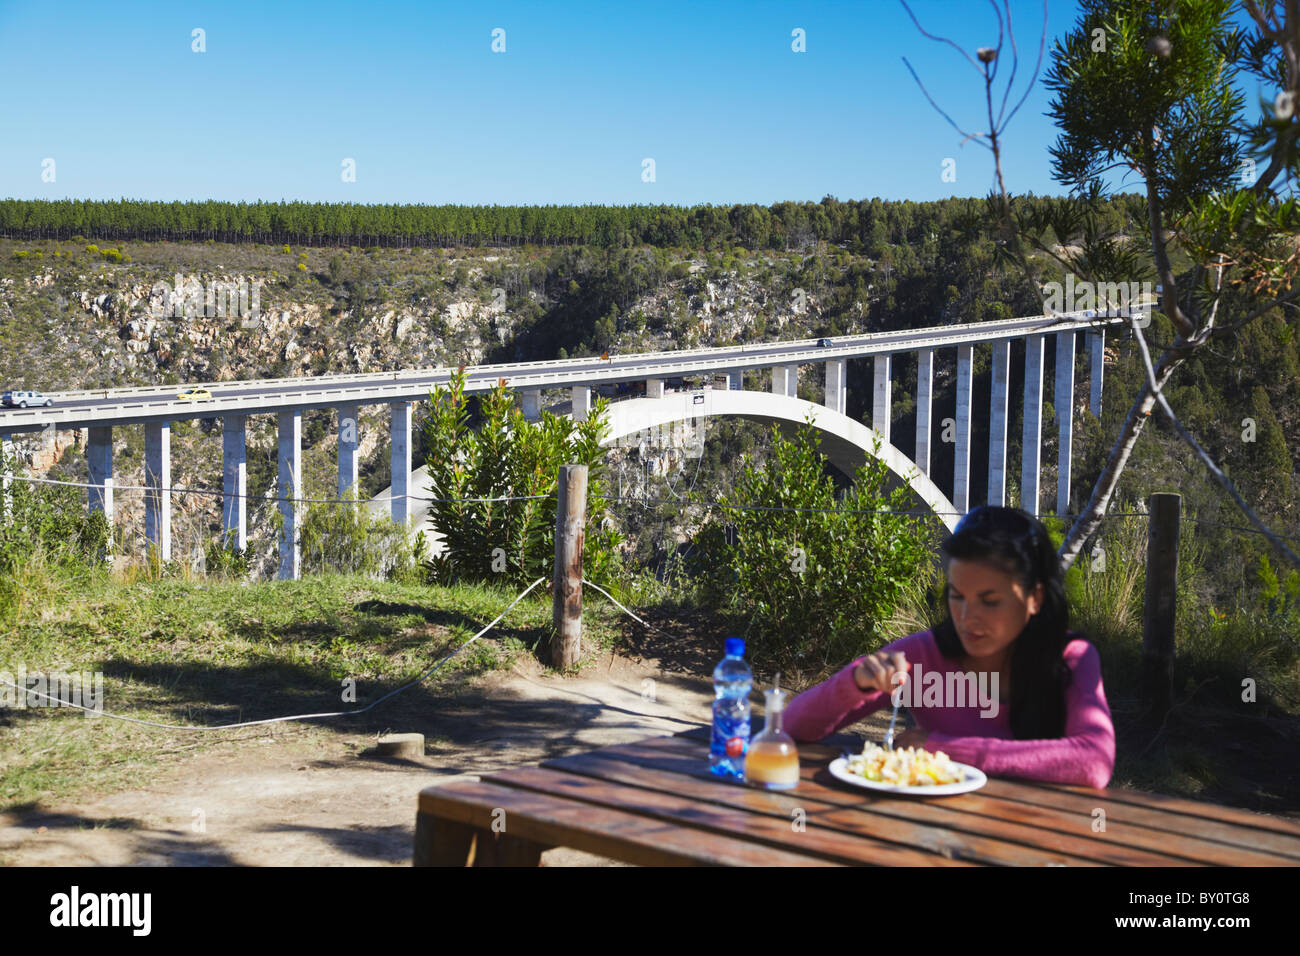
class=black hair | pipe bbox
[931,505,1076,739]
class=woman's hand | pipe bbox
[852,650,911,695]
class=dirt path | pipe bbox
[0,651,726,866]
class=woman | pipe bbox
[783,505,1116,788]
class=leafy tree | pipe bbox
[903,0,1300,571]
[1041,0,1300,571]
[1237,385,1293,502]
[593,303,618,350]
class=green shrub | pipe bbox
[204,536,251,579]
[0,451,111,584]
[693,416,943,675]
[420,369,622,588]
[1256,553,1300,635]
[299,488,417,580]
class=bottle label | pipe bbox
[711,699,750,757]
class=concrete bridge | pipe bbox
[0,307,1134,577]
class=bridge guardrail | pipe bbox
[31,307,1137,403]
[2,308,1140,432]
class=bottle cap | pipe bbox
[725,637,745,657]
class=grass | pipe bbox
[0,554,631,811]
[1059,516,1300,806]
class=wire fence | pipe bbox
[3,465,1298,540]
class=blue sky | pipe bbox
[0,1,1269,205]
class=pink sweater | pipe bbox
[784,628,1116,788]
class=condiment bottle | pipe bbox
[745,678,800,790]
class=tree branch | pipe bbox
[997,0,1049,133]
[1209,284,1300,336]
[901,59,990,148]
[1142,136,1197,338]
[1130,318,1300,569]
[899,0,984,74]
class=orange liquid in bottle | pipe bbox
[745,740,800,789]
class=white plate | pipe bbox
[827,756,987,796]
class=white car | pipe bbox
[2,390,53,408]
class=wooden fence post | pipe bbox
[552,464,587,669]
[1142,492,1180,721]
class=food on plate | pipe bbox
[845,742,966,786]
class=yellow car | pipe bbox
[177,387,213,401]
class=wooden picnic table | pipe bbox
[414,726,1300,866]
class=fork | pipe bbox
[839,698,901,762]
[883,696,901,750]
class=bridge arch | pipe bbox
[600,391,959,532]
[376,390,958,555]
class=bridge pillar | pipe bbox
[277,410,301,581]
[522,388,542,420]
[989,341,1010,507]
[222,415,246,552]
[1021,334,1045,516]
[916,349,933,477]
[770,365,798,397]
[872,355,891,442]
[391,401,412,528]
[572,386,591,421]
[88,425,114,527]
[724,369,743,390]
[1089,331,1105,418]
[954,344,973,514]
[645,379,664,400]
[1056,331,1077,517]
[824,360,846,415]
[144,421,171,563]
[338,404,360,498]
[1,432,11,523]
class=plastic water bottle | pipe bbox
[710,637,752,779]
